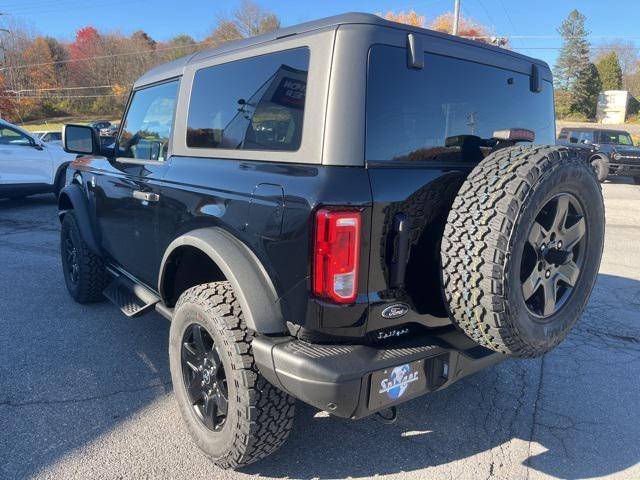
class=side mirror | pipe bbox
[63,124,100,155]
[30,137,44,150]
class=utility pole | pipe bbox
[452,0,461,35]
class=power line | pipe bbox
[0,40,206,71]
[1,0,142,16]
[0,93,127,99]
[511,46,640,51]
[7,84,132,93]
[496,0,528,53]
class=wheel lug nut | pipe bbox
[557,240,563,249]
[545,270,551,278]
[540,243,546,251]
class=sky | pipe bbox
[3,0,640,69]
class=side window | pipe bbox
[187,48,309,152]
[558,130,569,140]
[568,132,579,143]
[576,131,594,144]
[0,127,32,146]
[118,80,179,161]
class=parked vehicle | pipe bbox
[88,120,114,137]
[32,130,63,143]
[58,13,605,469]
[101,124,119,137]
[557,127,640,184]
[0,119,75,199]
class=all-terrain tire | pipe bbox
[441,146,605,358]
[60,211,109,303]
[591,157,608,182]
[169,282,295,469]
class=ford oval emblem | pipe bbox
[381,303,410,319]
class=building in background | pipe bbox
[597,90,632,124]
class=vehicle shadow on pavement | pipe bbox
[0,195,58,209]
[1,196,638,480]
[0,197,174,479]
[245,272,640,479]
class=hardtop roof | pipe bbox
[134,12,551,88]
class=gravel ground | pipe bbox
[1,178,639,480]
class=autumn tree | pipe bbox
[0,74,17,120]
[593,40,639,79]
[44,37,68,85]
[19,37,60,118]
[381,10,425,27]
[69,26,101,87]
[163,35,198,62]
[233,0,280,37]
[596,52,623,91]
[430,13,498,45]
[205,20,242,47]
[205,0,280,47]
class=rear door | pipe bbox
[0,125,52,185]
[94,80,179,286]
[364,43,556,330]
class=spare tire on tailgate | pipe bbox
[441,145,604,358]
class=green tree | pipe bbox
[571,63,602,119]
[596,52,623,91]
[554,89,573,119]
[554,10,590,89]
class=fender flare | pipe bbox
[57,184,101,255]
[158,228,285,334]
[590,153,609,164]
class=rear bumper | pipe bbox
[253,328,503,419]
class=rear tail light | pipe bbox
[313,209,361,303]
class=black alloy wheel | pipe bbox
[181,323,228,432]
[63,230,80,285]
[520,193,587,318]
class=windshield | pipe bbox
[599,131,633,145]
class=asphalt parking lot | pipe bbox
[1,179,639,480]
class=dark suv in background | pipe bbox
[558,127,640,184]
[58,13,605,469]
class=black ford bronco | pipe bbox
[58,13,605,469]
[557,127,640,184]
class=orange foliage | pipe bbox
[22,37,58,90]
[381,10,425,27]
[430,12,493,43]
[0,74,17,120]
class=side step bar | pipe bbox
[103,275,159,317]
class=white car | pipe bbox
[32,130,63,144]
[0,120,76,199]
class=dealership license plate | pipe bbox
[368,359,427,410]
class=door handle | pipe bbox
[132,190,160,202]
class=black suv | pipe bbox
[558,127,640,184]
[58,13,605,469]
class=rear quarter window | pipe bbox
[365,45,555,163]
[186,48,309,152]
